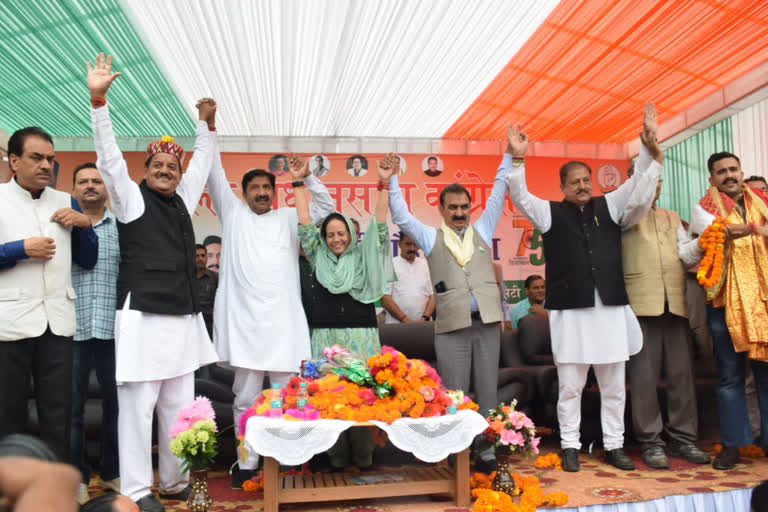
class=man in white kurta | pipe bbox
[206,140,334,486]
[381,233,434,323]
[505,106,662,472]
[88,54,219,510]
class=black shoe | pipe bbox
[562,448,580,472]
[641,446,669,469]
[231,468,256,489]
[668,442,710,464]
[158,485,191,500]
[604,448,635,471]
[136,494,165,512]
[713,447,740,470]
[474,448,497,474]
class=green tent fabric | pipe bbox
[657,118,733,223]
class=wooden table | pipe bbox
[262,423,471,512]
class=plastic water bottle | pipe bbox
[296,382,309,411]
[269,383,283,418]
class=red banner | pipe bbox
[53,151,629,304]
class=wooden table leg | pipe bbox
[455,448,470,507]
[263,456,280,512]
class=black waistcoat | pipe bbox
[304,270,377,329]
[116,181,200,315]
[541,196,628,310]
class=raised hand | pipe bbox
[287,154,309,181]
[196,98,217,128]
[506,124,529,157]
[377,153,396,182]
[640,102,662,163]
[87,53,122,98]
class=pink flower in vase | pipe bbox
[169,419,192,439]
[530,436,541,454]
[499,429,524,447]
[508,413,523,430]
[169,396,216,438]
[521,414,534,429]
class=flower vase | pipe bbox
[187,468,214,512]
[492,450,517,496]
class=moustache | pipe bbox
[577,189,589,194]
[723,178,738,185]
[452,216,467,221]
[156,172,172,180]
[254,195,270,202]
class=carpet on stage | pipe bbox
[87,445,765,511]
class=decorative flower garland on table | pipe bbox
[236,345,478,438]
[696,216,728,287]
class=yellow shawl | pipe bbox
[699,185,768,360]
[440,222,475,267]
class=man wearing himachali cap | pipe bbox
[87,53,219,512]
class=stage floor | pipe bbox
[87,441,765,511]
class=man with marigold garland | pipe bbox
[87,53,219,512]
[621,168,710,469]
[689,151,768,470]
[506,104,662,472]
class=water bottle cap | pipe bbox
[299,382,307,387]
[271,383,280,388]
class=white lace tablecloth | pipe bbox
[244,410,488,465]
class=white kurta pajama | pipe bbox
[507,145,661,450]
[206,137,334,469]
[91,105,219,501]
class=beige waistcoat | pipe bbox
[427,228,502,334]
[621,207,687,318]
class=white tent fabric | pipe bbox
[118,0,558,138]
[732,97,768,179]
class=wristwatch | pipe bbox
[422,315,431,321]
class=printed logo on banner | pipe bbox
[596,163,621,191]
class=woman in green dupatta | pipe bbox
[292,153,397,471]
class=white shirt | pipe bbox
[506,145,661,364]
[207,138,335,372]
[91,105,219,382]
[385,255,433,323]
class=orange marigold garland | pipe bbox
[239,345,479,429]
[713,443,765,458]
[696,216,728,287]
[533,452,562,470]
[471,471,569,511]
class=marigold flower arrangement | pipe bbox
[470,472,568,510]
[484,400,540,456]
[533,452,562,470]
[169,396,218,473]
[696,216,728,287]
[236,345,478,438]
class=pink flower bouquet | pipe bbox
[483,399,540,456]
